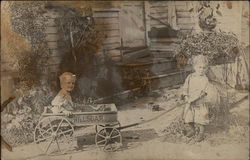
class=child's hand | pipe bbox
[63,110,72,116]
[200,91,207,98]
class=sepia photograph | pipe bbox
[1,1,249,160]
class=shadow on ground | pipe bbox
[76,128,158,152]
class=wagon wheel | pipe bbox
[95,121,121,133]
[95,127,122,152]
[34,116,74,155]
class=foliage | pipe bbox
[1,87,55,146]
[10,2,48,45]
[177,31,241,65]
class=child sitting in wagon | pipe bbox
[50,72,101,115]
[50,72,76,115]
[182,55,219,142]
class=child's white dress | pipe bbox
[51,94,74,113]
[182,73,219,125]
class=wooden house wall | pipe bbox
[148,1,193,58]
[94,10,121,62]
[43,9,122,75]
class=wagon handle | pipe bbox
[117,103,186,131]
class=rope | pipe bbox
[117,103,186,130]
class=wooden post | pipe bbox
[144,1,151,47]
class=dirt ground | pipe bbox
[1,89,249,160]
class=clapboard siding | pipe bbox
[241,1,249,44]
[150,7,168,13]
[177,17,193,24]
[149,1,168,29]
[95,17,119,25]
[95,24,120,31]
[42,56,63,66]
[94,10,121,60]
[176,11,191,18]
[178,24,194,30]
[44,26,58,34]
[176,5,189,12]
[149,1,168,7]
[148,1,195,58]
[48,49,64,57]
[150,18,168,26]
[93,12,119,18]
[41,9,122,74]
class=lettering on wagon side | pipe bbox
[73,114,105,123]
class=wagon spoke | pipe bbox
[45,137,54,154]
[35,117,74,155]
[35,136,53,143]
[39,127,52,137]
[111,135,120,139]
[48,119,55,132]
[97,139,106,144]
[97,133,106,139]
[103,141,108,148]
[38,129,45,139]
[55,138,61,152]
[104,142,113,151]
[55,119,64,133]
[57,129,74,136]
[109,128,115,137]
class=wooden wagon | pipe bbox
[33,104,122,155]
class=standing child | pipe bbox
[182,55,218,142]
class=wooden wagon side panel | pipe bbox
[70,113,118,125]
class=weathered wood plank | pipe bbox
[150,38,179,43]
[150,12,168,18]
[102,37,121,45]
[48,49,64,57]
[150,19,168,26]
[178,23,194,30]
[47,64,60,72]
[93,11,119,18]
[43,56,63,65]
[45,18,57,27]
[45,34,60,41]
[1,63,13,72]
[150,24,168,28]
[47,42,59,49]
[95,24,120,31]
[108,50,121,56]
[177,17,193,24]
[176,5,189,12]
[111,56,121,62]
[150,51,175,58]
[144,1,151,46]
[150,1,168,7]
[174,1,188,6]
[176,11,191,18]
[98,43,121,51]
[95,17,119,25]
[44,26,58,34]
[103,42,120,48]
[150,7,168,14]
[98,30,120,37]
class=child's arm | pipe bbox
[188,90,207,104]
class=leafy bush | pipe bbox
[177,31,241,65]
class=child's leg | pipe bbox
[196,124,205,142]
[185,122,195,137]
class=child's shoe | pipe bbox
[186,129,195,138]
[195,133,204,142]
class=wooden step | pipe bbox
[116,58,177,74]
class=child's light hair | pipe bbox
[192,55,209,66]
[59,72,76,83]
